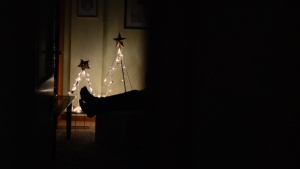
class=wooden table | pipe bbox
[55,95,76,140]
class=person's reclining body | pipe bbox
[79,86,147,117]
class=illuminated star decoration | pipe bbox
[77,59,90,70]
[113,33,126,48]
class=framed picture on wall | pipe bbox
[124,0,147,29]
[77,0,98,17]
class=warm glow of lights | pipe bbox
[69,70,94,96]
[73,106,82,113]
[98,36,132,97]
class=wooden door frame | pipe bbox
[57,0,65,95]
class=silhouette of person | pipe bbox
[79,86,147,117]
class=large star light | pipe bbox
[113,33,126,48]
[77,59,90,70]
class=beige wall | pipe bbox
[63,0,148,107]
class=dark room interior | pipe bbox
[1,0,300,169]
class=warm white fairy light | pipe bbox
[67,59,96,113]
[73,106,82,113]
[68,70,95,96]
[98,34,133,97]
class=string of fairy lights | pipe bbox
[98,36,132,97]
[68,68,94,95]
[68,59,94,112]
[68,33,132,111]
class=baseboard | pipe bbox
[57,125,90,129]
[59,114,96,122]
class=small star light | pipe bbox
[77,59,90,70]
[113,33,126,48]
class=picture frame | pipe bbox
[77,0,98,17]
[124,0,147,29]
